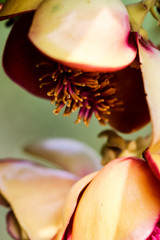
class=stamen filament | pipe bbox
[36,61,121,126]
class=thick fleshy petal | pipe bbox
[0,0,43,20]
[24,138,101,177]
[62,157,160,240]
[137,41,160,179]
[29,0,136,71]
[3,13,52,99]
[0,159,78,240]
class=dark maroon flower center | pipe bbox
[36,61,122,126]
[147,221,160,239]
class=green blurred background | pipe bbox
[1,0,159,238]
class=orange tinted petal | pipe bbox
[70,158,160,240]
[62,171,98,230]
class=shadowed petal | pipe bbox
[0,0,44,20]
[24,138,101,177]
[62,158,160,240]
[29,0,136,71]
[3,12,53,100]
[108,61,150,133]
[0,159,78,240]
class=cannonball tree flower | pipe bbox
[0,0,151,132]
[0,138,101,240]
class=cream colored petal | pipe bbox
[69,158,160,240]
[138,42,160,178]
[0,0,44,19]
[24,138,101,177]
[0,159,78,240]
[138,42,160,145]
[29,0,136,71]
